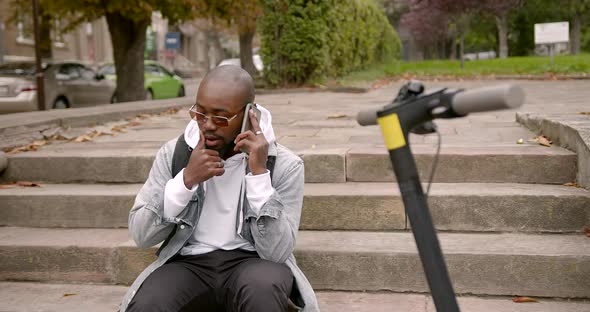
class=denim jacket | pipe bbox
[120,138,319,311]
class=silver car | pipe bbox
[0,61,116,114]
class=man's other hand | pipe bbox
[183,131,225,189]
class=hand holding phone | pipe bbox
[240,103,262,134]
[234,103,268,175]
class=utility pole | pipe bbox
[0,18,5,64]
[32,0,46,110]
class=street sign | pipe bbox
[165,32,181,50]
[534,22,569,45]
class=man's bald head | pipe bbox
[198,65,255,108]
[193,65,256,157]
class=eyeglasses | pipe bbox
[188,103,242,128]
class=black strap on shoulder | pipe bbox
[172,134,192,178]
[156,135,191,257]
[266,155,276,180]
[156,134,277,256]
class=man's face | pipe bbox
[194,81,247,157]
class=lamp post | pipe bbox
[32,0,45,111]
[0,18,5,65]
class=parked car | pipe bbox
[98,61,185,101]
[0,61,116,114]
[218,54,264,73]
[463,51,497,61]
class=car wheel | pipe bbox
[145,89,153,101]
[53,97,69,109]
[178,85,185,97]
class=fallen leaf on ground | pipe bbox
[579,112,590,115]
[512,297,538,303]
[63,293,77,297]
[6,143,40,154]
[327,113,348,119]
[584,228,590,237]
[137,113,151,119]
[88,131,108,139]
[0,183,16,189]
[111,125,128,133]
[125,116,135,121]
[16,181,41,187]
[125,121,142,127]
[74,135,93,143]
[5,146,26,154]
[563,182,582,188]
[534,135,552,147]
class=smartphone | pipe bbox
[239,103,262,154]
[240,103,262,134]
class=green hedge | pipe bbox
[259,0,401,86]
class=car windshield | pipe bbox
[98,65,115,75]
[0,63,46,76]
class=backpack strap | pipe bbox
[156,134,277,256]
[172,134,193,178]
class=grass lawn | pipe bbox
[337,54,590,86]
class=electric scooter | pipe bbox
[356,83,525,312]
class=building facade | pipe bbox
[0,0,113,67]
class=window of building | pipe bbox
[52,18,65,47]
[16,12,34,45]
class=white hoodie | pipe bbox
[162,104,276,255]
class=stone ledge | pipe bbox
[256,86,369,95]
[0,97,193,151]
[517,112,590,189]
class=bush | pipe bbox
[259,0,401,86]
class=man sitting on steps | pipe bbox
[119,65,319,312]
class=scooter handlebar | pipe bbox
[356,84,525,126]
[451,84,524,115]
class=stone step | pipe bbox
[1,227,588,298]
[1,282,589,312]
[1,183,588,232]
[347,145,577,184]
[0,143,577,184]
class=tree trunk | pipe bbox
[39,10,52,60]
[571,12,581,55]
[460,33,465,69]
[450,35,457,60]
[210,30,225,67]
[239,30,257,76]
[202,30,211,71]
[495,14,509,58]
[105,12,148,102]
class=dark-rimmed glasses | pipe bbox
[188,103,243,128]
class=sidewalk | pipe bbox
[0,79,589,311]
[36,79,589,153]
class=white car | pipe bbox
[463,51,497,61]
[0,61,116,114]
[218,54,263,73]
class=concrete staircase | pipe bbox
[1,136,589,311]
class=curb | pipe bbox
[0,152,6,173]
[516,112,590,189]
[256,86,369,94]
[388,74,590,81]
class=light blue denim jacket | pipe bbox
[120,137,319,311]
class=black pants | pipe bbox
[127,249,293,312]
